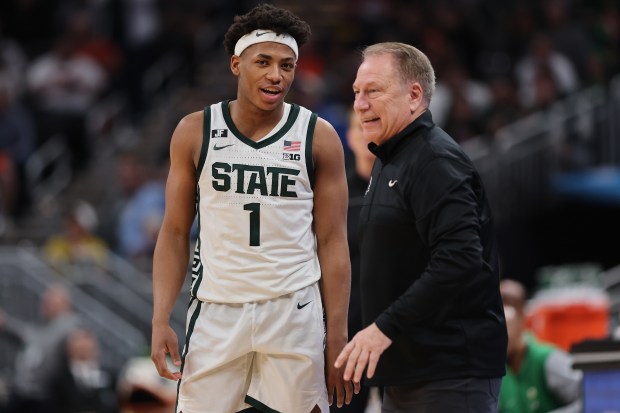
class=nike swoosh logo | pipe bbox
[256,31,270,37]
[297,301,312,309]
[214,144,234,151]
[389,180,397,187]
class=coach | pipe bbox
[335,42,508,412]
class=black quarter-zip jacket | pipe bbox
[359,110,507,386]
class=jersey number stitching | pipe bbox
[243,203,260,246]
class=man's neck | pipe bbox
[230,99,285,141]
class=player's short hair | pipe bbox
[362,42,436,106]
[223,4,311,57]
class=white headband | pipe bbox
[234,29,299,61]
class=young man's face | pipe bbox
[352,53,417,145]
[232,42,296,110]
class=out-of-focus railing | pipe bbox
[463,76,620,227]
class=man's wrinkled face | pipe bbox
[353,53,416,145]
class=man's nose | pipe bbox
[266,65,282,82]
[354,94,369,111]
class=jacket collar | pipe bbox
[368,110,434,162]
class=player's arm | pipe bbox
[312,117,353,407]
[151,111,201,381]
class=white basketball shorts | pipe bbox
[176,282,328,413]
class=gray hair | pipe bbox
[362,42,436,106]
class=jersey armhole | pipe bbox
[196,106,212,178]
[305,113,317,189]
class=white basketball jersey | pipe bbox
[191,100,321,303]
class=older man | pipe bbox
[336,42,507,412]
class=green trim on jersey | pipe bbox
[245,395,281,413]
[176,299,203,412]
[192,107,208,297]
[305,113,317,189]
[191,187,203,297]
[197,106,212,178]
[180,299,202,373]
[190,239,203,297]
[222,100,301,149]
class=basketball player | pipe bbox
[150,4,353,413]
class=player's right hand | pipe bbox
[151,321,182,381]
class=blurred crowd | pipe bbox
[0,283,178,413]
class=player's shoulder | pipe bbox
[171,108,209,141]
[169,109,206,154]
[178,109,206,130]
[313,115,339,144]
[311,115,343,163]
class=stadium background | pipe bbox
[0,0,619,410]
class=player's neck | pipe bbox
[229,99,285,142]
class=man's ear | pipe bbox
[409,82,424,113]
[230,55,241,76]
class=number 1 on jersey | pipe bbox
[243,203,260,246]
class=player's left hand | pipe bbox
[325,334,357,408]
[334,323,392,384]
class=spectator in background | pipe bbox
[481,75,523,138]
[0,152,17,226]
[499,278,582,413]
[0,284,81,413]
[541,0,592,81]
[429,63,491,130]
[0,25,28,97]
[117,357,176,413]
[110,0,163,123]
[500,278,528,320]
[515,32,579,110]
[26,32,107,171]
[43,200,109,273]
[0,73,36,218]
[49,328,118,413]
[115,150,165,271]
[443,92,486,143]
[64,9,121,79]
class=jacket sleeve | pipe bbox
[375,155,485,338]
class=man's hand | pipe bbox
[151,321,182,381]
[325,335,357,408]
[334,323,392,384]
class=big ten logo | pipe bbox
[283,153,301,161]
